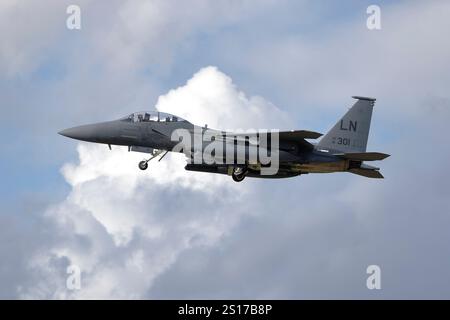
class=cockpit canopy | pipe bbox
[120,111,187,123]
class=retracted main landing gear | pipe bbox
[138,149,168,171]
[231,166,248,182]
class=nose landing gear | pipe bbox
[138,161,149,170]
[138,149,168,171]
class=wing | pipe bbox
[278,130,323,140]
[216,130,322,150]
[279,130,323,149]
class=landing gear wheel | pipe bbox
[232,173,246,182]
[231,167,247,182]
[138,161,148,171]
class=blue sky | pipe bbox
[1,0,450,299]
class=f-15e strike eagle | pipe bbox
[59,96,389,182]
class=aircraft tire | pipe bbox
[232,173,245,182]
[231,167,247,182]
[139,161,148,171]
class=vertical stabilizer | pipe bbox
[316,96,375,153]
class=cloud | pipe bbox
[86,0,278,74]
[156,66,291,129]
[20,66,288,299]
[209,0,450,118]
[3,0,450,300]
[0,0,63,76]
[148,92,450,299]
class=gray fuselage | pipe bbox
[59,116,348,179]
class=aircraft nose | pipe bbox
[58,125,94,141]
[58,122,114,143]
[58,127,76,138]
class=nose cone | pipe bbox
[58,124,96,141]
[58,122,115,143]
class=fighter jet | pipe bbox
[59,96,389,182]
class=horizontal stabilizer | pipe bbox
[336,152,390,161]
[349,168,384,179]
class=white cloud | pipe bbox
[90,0,278,74]
[0,0,277,76]
[156,66,291,129]
[21,66,288,299]
[5,0,450,300]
